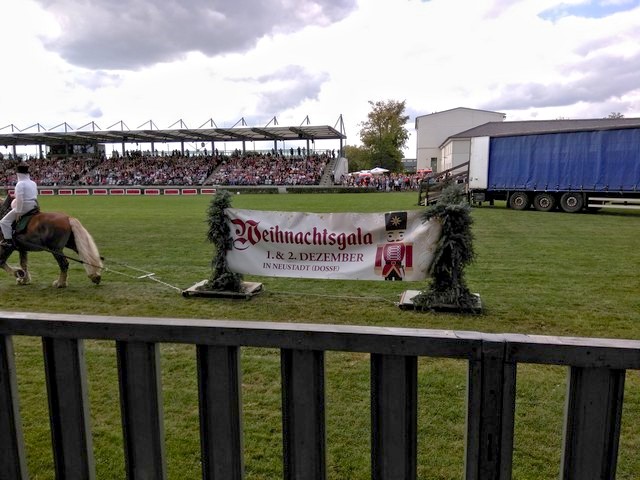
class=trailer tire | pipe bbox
[560,192,584,213]
[533,192,556,212]
[509,191,530,210]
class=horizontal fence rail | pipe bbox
[1,311,639,479]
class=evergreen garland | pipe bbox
[199,191,244,292]
[412,183,478,311]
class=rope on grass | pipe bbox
[103,259,410,302]
[102,261,184,292]
[11,237,185,293]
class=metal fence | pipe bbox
[1,310,637,479]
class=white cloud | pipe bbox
[36,0,357,70]
[1,0,640,158]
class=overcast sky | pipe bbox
[1,0,639,158]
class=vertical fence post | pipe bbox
[561,366,624,480]
[43,337,95,479]
[0,335,28,480]
[371,353,417,480]
[465,340,516,480]
[197,345,244,480]
[281,349,326,480]
[117,341,166,480]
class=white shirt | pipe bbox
[14,173,38,215]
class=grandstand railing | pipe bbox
[1,311,635,479]
[418,161,470,206]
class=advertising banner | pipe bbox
[226,208,442,281]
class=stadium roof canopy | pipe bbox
[0,123,347,148]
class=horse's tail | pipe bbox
[69,218,103,284]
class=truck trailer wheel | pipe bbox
[533,192,556,212]
[509,191,530,210]
[560,192,584,213]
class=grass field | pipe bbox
[2,192,640,479]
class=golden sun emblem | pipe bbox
[389,215,403,227]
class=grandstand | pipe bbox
[0,117,351,188]
[0,117,346,160]
[1,116,425,191]
[1,150,339,188]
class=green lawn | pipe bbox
[2,193,640,479]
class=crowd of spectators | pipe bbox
[1,150,427,190]
[208,152,329,186]
[80,153,216,186]
[341,172,426,191]
[1,151,219,187]
[1,150,332,187]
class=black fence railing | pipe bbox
[1,311,637,479]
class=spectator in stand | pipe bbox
[17,152,221,187]
[207,152,329,186]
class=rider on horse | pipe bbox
[0,163,38,249]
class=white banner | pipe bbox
[226,208,442,281]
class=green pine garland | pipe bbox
[412,183,478,311]
[198,191,244,292]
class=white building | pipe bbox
[415,107,505,172]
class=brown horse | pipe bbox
[0,195,103,287]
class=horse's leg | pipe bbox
[16,250,31,285]
[52,251,69,288]
[0,246,24,281]
[0,259,20,278]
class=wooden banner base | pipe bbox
[398,290,483,314]
[182,280,263,299]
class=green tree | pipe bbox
[607,112,624,119]
[344,145,372,172]
[359,100,409,172]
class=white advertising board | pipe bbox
[226,209,442,281]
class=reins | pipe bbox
[1,199,185,292]
[9,238,184,293]
[2,198,181,292]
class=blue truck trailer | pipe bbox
[468,127,640,212]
